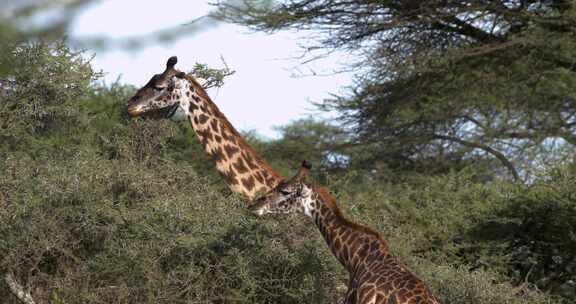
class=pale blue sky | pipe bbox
[71,0,353,138]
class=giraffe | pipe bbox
[249,161,441,304]
[126,56,283,202]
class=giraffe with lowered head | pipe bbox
[249,161,441,304]
[127,56,283,202]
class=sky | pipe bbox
[70,0,354,138]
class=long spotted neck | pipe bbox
[175,76,283,201]
[306,187,391,274]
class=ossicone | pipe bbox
[293,160,312,181]
[167,56,178,69]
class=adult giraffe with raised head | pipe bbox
[249,161,441,304]
[127,56,283,202]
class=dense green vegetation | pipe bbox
[0,40,574,304]
[1,1,576,302]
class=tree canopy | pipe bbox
[216,0,576,181]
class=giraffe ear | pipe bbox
[167,56,178,69]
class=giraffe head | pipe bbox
[249,161,315,216]
[127,56,189,119]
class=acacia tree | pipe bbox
[215,0,576,180]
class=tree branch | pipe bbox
[433,15,504,43]
[433,134,520,181]
[5,273,36,304]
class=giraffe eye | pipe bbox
[279,189,291,195]
[153,86,164,91]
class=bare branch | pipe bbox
[5,273,36,304]
[434,134,520,181]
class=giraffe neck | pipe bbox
[307,187,390,274]
[176,76,283,201]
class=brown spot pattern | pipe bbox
[233,158,249,174]
[242,152,259,170]
[221,130,230,141]
[223,144,240,159]
[200,104,212,115]
[211,147,226,163]
[254,171,264,184]
[197,129,212,148]
[129,69,285,202]
[304,192,440,304]
[210,120,219,133]
[241,176,255,191]
[222,169,238,185]
[198,114,209,124]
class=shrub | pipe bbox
[1,41,570,303]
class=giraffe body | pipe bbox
[250,163,441,304]
[127,57,283,201]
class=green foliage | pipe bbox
[245,118,350,179]
[190,60,235,90]
[0,41,98,152]
[419,265,554,304]
[0,41,341,303]
[328,168,576,303]
[0,153,340,303]
[1,41,573,304]
[497,168,576,297]
[216,0,576,181]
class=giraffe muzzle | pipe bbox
[247,201,267,216]
[127,103,144,117]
